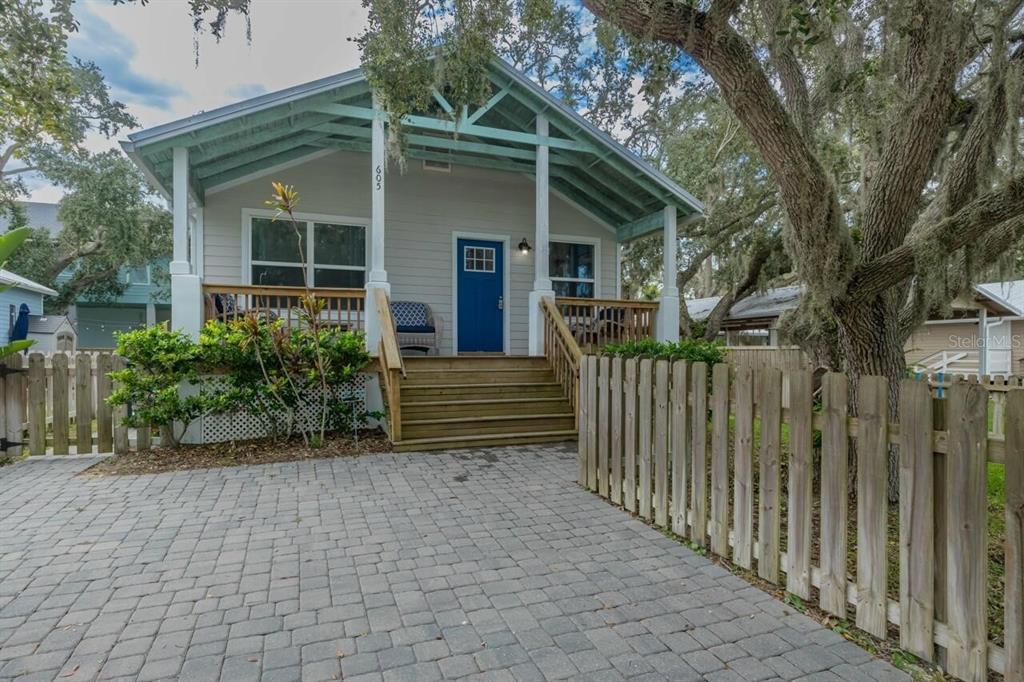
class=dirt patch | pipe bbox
[79,430,392,476]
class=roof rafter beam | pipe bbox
[194,131,332,180]
[200,146,325,192]
[431,89,455,115]
[312,103,598,153]
[466,85,510,124]
[617,211,666,242]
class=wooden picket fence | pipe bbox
[0,351,150,460]
[577,355,1022,682]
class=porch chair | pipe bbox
[389,301,442,355]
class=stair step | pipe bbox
[400,382,565,398]
[400,413,576,439]
[393,429,578,452]
[401,397,570,419]
[403,369,554,385]
[403,356,549,370]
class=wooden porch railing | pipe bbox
[374,288,405,442]
[203,284,366,330]
[541,297,583,412]
[554,297,659,350]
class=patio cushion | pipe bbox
[391,301,431,327]
[396,324,435,334]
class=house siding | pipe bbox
[0,288,43,342]
[203,150,620,355]
[904,320,979,366]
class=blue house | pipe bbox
[0,269,58,342]
[1,202,171,349]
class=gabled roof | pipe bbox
[974,280,1024,316]
[0,269,57,297]
[122,59,702,240]
[688,285,804,323]
[28,314,73,334]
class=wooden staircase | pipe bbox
[389,356,578,452]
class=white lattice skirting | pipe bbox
[194,373,372,444]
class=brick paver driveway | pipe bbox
[0,444,907,682]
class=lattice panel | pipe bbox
[200,373,370,444]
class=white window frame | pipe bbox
[241,208,370,288]
[549,235,601,298]
[125,265,150,285]
[463,245,496,273]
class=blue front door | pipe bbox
[457,238,504,353]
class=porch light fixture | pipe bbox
[518,238,533,255]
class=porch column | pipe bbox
[528,114,555,356]
[656,205,680,342]
[170,146,202,340]
[364,95,390,356]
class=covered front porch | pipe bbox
[122,59,702,362]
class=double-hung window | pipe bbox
[550,240,596,298]
[249,216,366,288]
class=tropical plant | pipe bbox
[0,226,34,357]
[601,337,726,366]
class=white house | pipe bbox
[120,59,704,449]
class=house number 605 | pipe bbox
[375,165,383,190]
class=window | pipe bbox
[464,246,495,273]
[249,216,366,288]
[125,266,150,285]
[550,241,596,298]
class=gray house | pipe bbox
[119,59,704,448]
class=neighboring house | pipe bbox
[0,201,171,350]
[0,269,57,342]
[688,280,1024,376]
[119,59,703,448]
[28,314,76,353]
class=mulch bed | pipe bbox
[79,430,392,476]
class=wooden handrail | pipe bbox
[541,297,582,413]
[374,287,405,442]
[203,284,366,330]
[204,284,365,296]
[555,296,659,308]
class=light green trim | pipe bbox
[200,146,324,191]
[617,211,666,242]
[141,82,370,156]
[194,131,330,180]
[466,86,510,124]
[551,168,631,223]
[431,89,455,115]
[313,103,598,153]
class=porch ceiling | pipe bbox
[122,60,703,241]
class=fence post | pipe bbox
[637,358,653,521]
[623,358,638,513]
[820,372,849,618]
[654,359,670,527]
[27,353,45,455]
[598,355,610,498]
[610,357,623,506]
[1005,388,1024,681]
[586,355,598,491]
[898,377,935,659]
[51,353,69,455]
[112,356,129,454]
[856,375,889,638]
[945,380,989,681]
[786,369,813,599]
[757,367,782,583]
[670,361,690,538]
[75,354,93,455]
[710,362,730,556]
[690,362,708,547]
[578,358,589,486]
[95,354,113,453]
[732,365,754,569]
[4,354,23,459]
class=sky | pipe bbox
[26,0,371,202]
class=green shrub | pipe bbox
[601,337,727,365]
[108,324,219,446]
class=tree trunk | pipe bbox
[836,292,905,501]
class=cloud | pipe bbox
[227,83,268,100]
[69,5,184,110]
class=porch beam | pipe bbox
[199,146,325,191]
[617,211,667,242]
[171,147,190,274]
[194,131,331,180]
[528,114,554,357]
[313,103,598,153]
[466,86,510,124]
[431,88,455,115]
[138,81,371,155]
[314,137,542,174]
